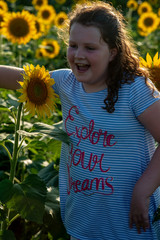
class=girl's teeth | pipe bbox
[77,64,89,71]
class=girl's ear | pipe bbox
[109,48,118,62]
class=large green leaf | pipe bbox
[43,187,66,239]
[0,230,16,240]
[7,174,47,224]
[0,179,14,203]
[7,94,19,108]
[17,121,70,145]
[0,133,13,143]
[32,121,70,144]
[17,130,39,138]
[38,162,59,187]
[45,187,60,216]
[0,98,9,109]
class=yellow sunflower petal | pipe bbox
[139,56,147,67]
[18,81,24,87]
[153,52,160,67]
[146,53,153,67]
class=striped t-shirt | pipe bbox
[52,69,160,240]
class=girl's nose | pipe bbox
[75,48,85,59]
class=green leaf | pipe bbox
[38,163,59,187]
[7,94,19,108]
[0,134,9,143]
[32,121,70,144]
[0,179,14,203]
[0,133,13,143]
[43,188,66,239]
[17,130,39,138]
[45,187,60,216]
[0,99,8,108]
[0,230,16,240]
[7,174,47,224]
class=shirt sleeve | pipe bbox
[51,69,72,95]
[129,76,160,117]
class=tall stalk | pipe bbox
[9,102,23,183]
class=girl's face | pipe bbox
[67,22,116,93]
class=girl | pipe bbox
[0,1,160,239]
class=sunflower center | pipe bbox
[144,17,154,27]
[58,17,65,25]
[142,7,148,13]
[46,44,55,53]
[150,67,160,90]
[9,18,29,37]
[42,10,50,19]
[36,0,43,6]
[150,67,160,80]
[27,79,48,105]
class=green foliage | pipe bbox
[0,93,69,239]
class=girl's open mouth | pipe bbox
[76,63,90,72]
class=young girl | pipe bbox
[0,1,160,239]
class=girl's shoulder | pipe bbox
[50,68,76,94]
[130,75,159,97]
[128,75,160,117]
[51,68,76,86]
[50,68,73,80]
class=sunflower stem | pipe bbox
[18,45,22,68]
[1,205,9,231]
[9,102,23,184]
[8,214,20,228]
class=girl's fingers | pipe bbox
[129,214,150,234]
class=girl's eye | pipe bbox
[69,44,77,49]
[86,46,95,51]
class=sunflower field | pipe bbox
[0,0,160,239]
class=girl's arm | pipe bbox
[0,65,24,90]
[0,65,54,90]
[129,100,160,234]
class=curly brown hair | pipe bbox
[60,1,149,113]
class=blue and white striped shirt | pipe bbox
[52,69,160,240]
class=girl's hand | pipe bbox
[129,185,150,234]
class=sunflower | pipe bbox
[127,0,138,11]
[0,1,8,12]
[2,10,36,44]
[0,9,6,33]
[37,5,56,25]
[55,0,66,4]
[138,26,150,36]
[137,2,152,15]
[32,0,48,10]
[17,64,58,118]
[54,12,68,28]
[41,39,60,58]
[32,15,45,40]
[140,52,160,91]
[138,12,159,34]
[35,48,45,58]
